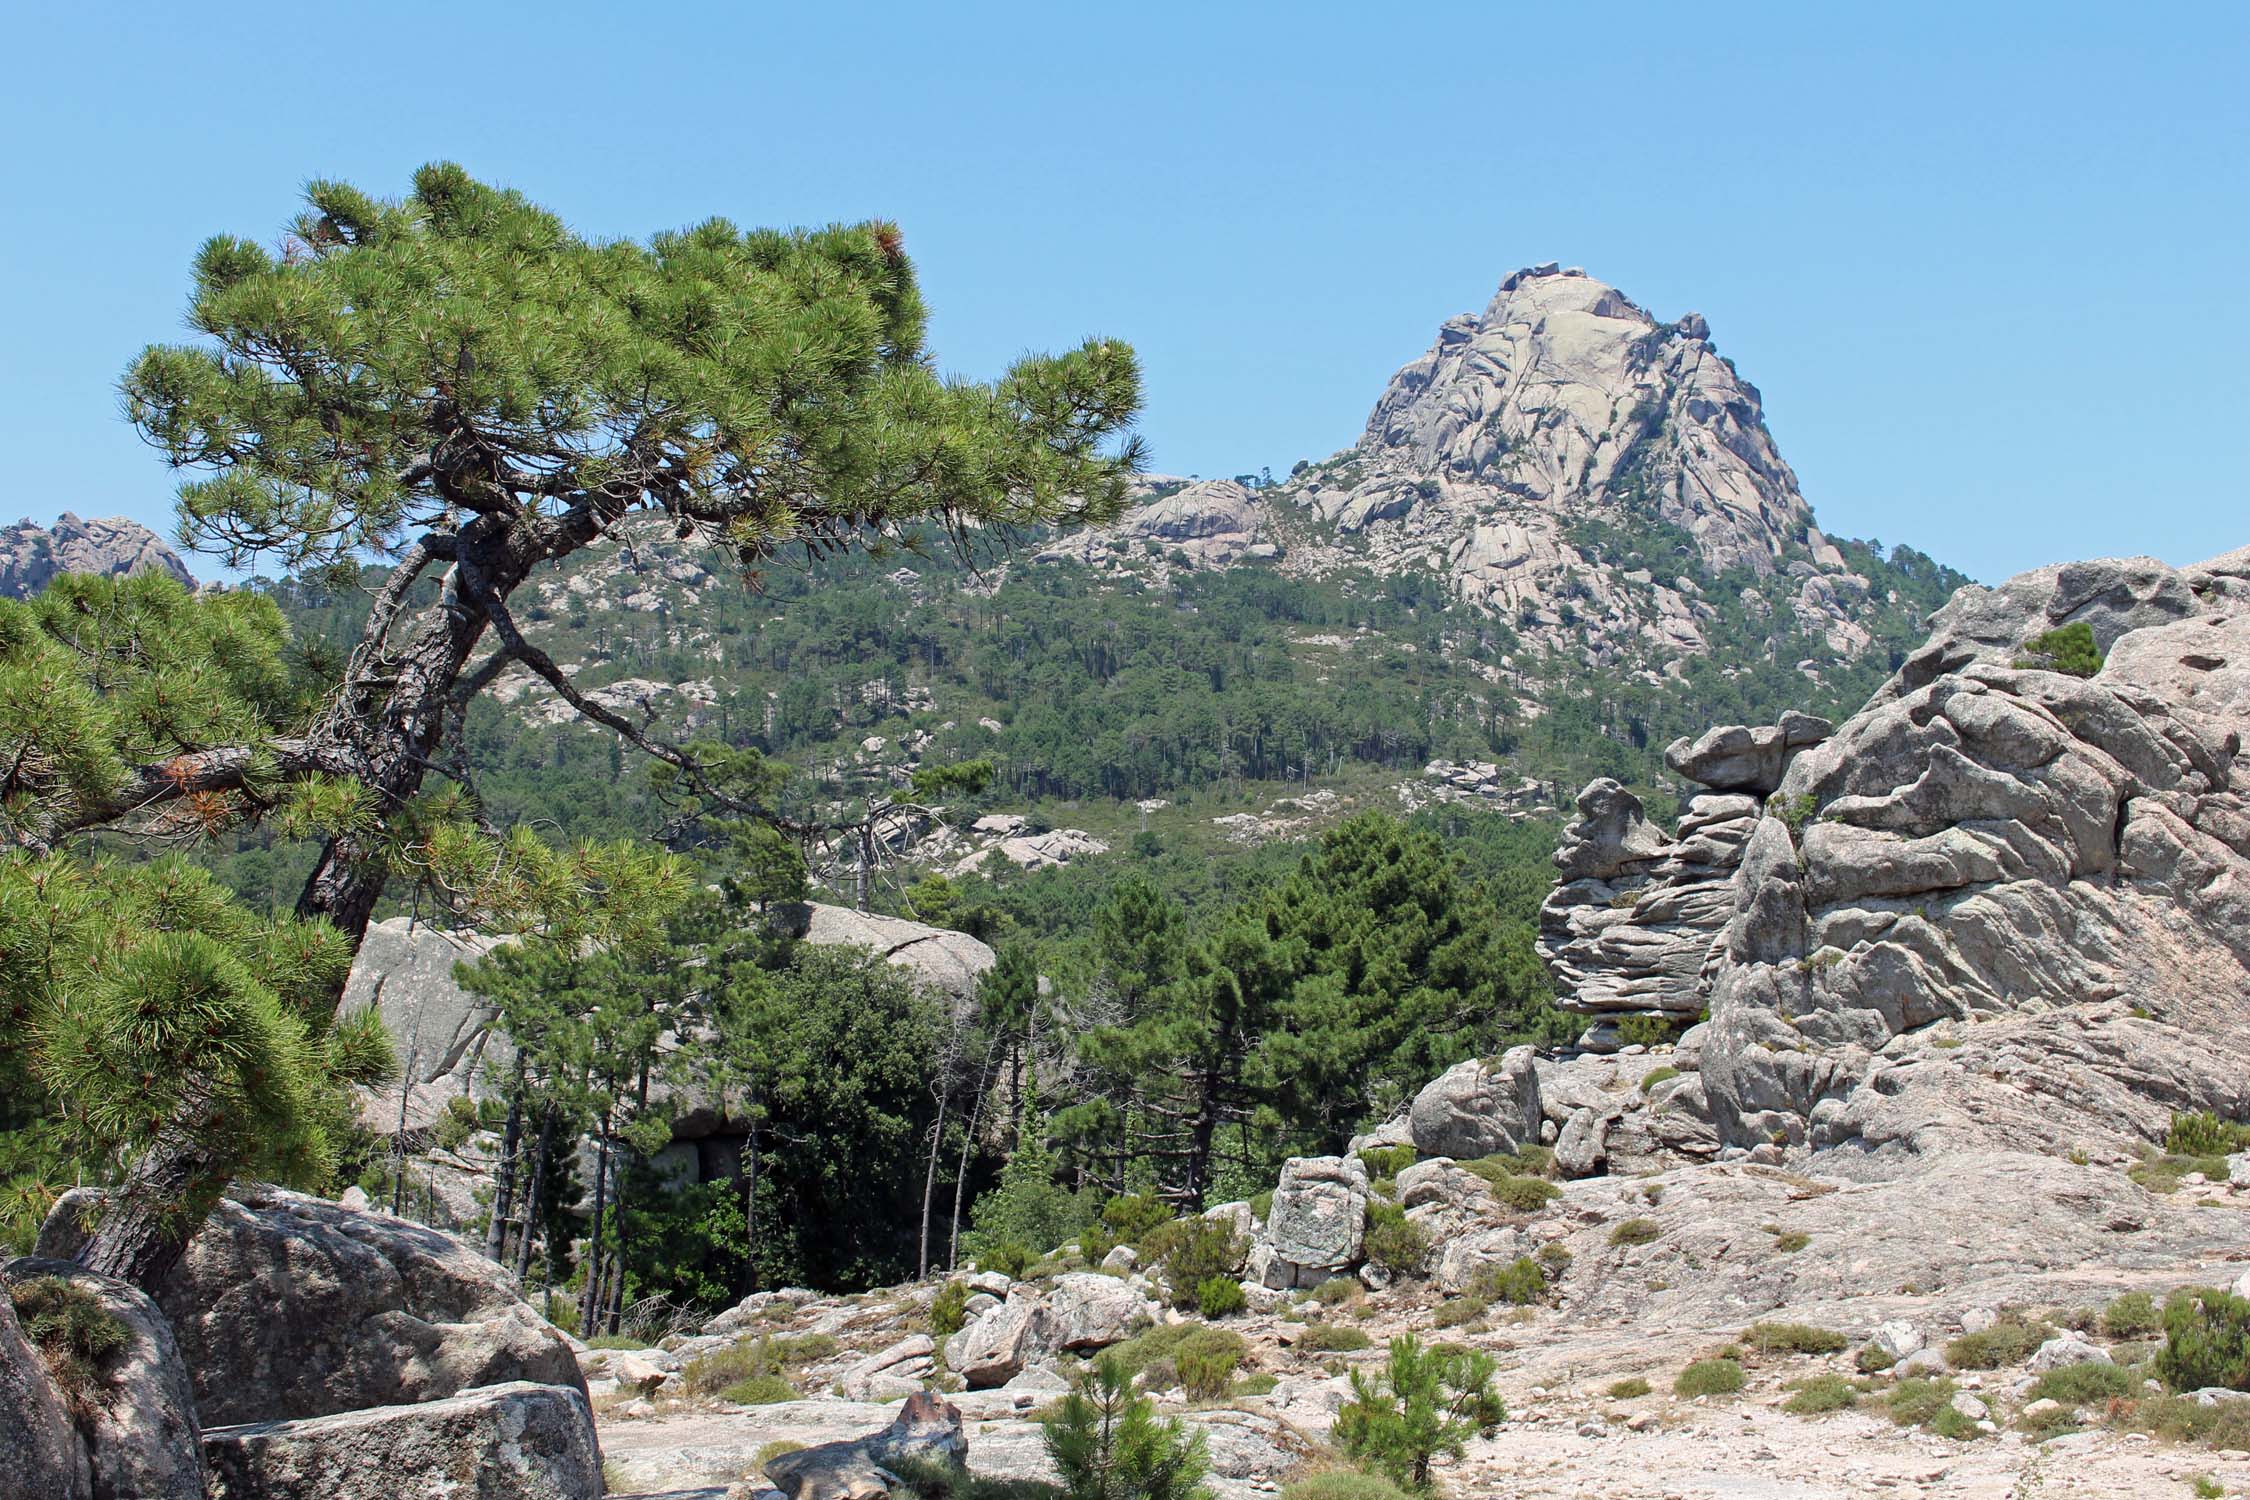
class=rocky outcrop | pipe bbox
[1694,547,2250,1156]
[762,1393,967,1500]
[942,1292,1059,1388]
[1538,717,1830,1038]
[0,513,195,598]
[1249,1156,1368,1289]
[202,1380,601,1500]
[1035,477,1277,571]
[773,902,997,1004]
[38,1186,582,1427]
[1270,265,1887,663]
[3,1257,207,1500]
[0,1278,87,1500]
[338,918,512,1134]
[1407,1050,1542,1158]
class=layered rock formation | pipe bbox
[1034,476,1278,570]
[1,512,194,598]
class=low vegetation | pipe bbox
[1674,1358,1745,1397]
[1335,1335,1505,1492]
[1609,1218,1661,1247]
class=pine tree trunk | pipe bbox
[514,1106,554,1284]
[484,1058,528,1264]
[918,1086,948,1280]
[71,1131,205,1290]
[579,1116,612,1336]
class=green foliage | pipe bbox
[1042,1355,1213,1500]
[1357,1145,1415,1179]
[892,1460,1066,1500]
[1176,1336,1243,1401]
[2158,1289,2250,1393]
[1196,1277,1247,1320]
[1944,1314,2053,1371]
[2167,1112,2250,1158]
[1883,1376,1957,1428]
[0,848,382,1251]
[1743,1322,1848,1355]
[1674,1358,1745,1398]
[1638,1066,1680,1091]
[2017,623,2104,678]
[1362,1200,1428,1278]
[9,1275,129,1406]
[1334,1334,1506,1492]
[1104,1324,1243,1392]
[1782,1374,1859,1414]
[1141,1217,1247,1310]
[1770,1229,1811,1253]
[1604,1377,1652,1400]
[1609,1218,1661,1246]
[1298,1324,1376,1353]
[723,1373,799,1405]
[2026,1361,2139,1405]
[2103,1291,2163,1340]
[1613,1015,1681,1048]
[1309,1278,1361,1307]
[930,1281,971,1339]
[1469,1258,1551,1308]
[1277,1473,1411,1500]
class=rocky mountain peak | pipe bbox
[0,511,195,599]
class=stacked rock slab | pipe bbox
[1248,1156,1369,1289]
[1538,712,1831,1045]
[1694,548,2250,1155]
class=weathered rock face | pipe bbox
[3,1257,206,1500]
[1251,1156,1369,1289]
[1035,477,1277,571]
[772,901,997,1005]
[202,1380,601,1500]
[1271,265,1885,663]
[38,1187,582,1427]
[1696,549,2250,1156]
[942,1293,1058,1388]
[1041,1273,1158,1351]
[762,1393,966,1500]
[1,1270,95,1500]
[1407,1050,1542,1158]
[0,512,195,598]
[1539,718,1829,1036]
[338,918,512,1135]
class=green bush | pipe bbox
[1744,1322,1847,1355]
[1943,1315,2051,1371]
[892,1459,1065,1500]
[1363,1202,1429,1278]
[1782,1374,1858,1414]
[2102,1290,2162,1340]
[1177,1338,1242,1401]
[1335,1335,1505,1491]
[1535,1242,1573,1273]
[1279,1472,1411,1500]
[1357,1145,1415,1179]
[1470,1257,1550,1308]
[1299,1324,1374,1353]
[1609,1218,1661,1246]
[721,1373,798,1405]
[2158,1288,2250,1393]
[1604,1377,1651,1399]
[1883,1377,1957,1428]
[1639,1066,1680,1091]
[2167,1111,2250,1158]
[1197,1276,1247,1319]
[1483,1175,1561,1213]
[1310,1277,1361,1307]
[930,1281,971,1339]
[1043,1356,1210,1500]
[1107,1324,1245,1388]
[980,1241,1035,1279]
[1143,1217,1247,1310]
[1770,1229,1810,1253]
[1674,1358,1745,1397]
[1616,1015,1681,1048]
[1430,1297,1485,1329]
[2026,1360,2139,1405]
[2017,622,2103,678]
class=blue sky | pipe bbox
[2,2,2242,584]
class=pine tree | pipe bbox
[53,165,1137,1287]
[1042,1355,1212,1500]
[1334,1335,1506,1492]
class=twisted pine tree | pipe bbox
[18,165,1141,1286]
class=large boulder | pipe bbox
[942,1293,1058,1388]
[1042,1273,1158,1351]
[38,1186,582,1426]
[764,1392,967,1500]
[772,902,996,1005]
[1408,1050,1542,1159]
[1254,1156,1370,1289]
[1,1272,93,1500]
[3,1257,206,1500]
[201,1380,601,1500]
[1662,713,1831,794]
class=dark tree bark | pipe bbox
[484,1058,528,1264]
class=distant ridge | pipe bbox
[0,512,195,599]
